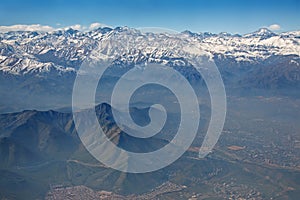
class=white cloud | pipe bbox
[62,24,89,31]
[89,22,111,30]
[63,23,108,31]
[268,24,281,31]
[64,24,84,31]
[0,24,55,32]
[89,22,103,30]
[0,22,111,33]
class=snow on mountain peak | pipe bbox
[0,27,299,75]
[244,28,277,38]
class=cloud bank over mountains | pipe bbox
[0,22,109,32]
[0,24,55,32]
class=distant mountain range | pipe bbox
[0,27,299,75]
[0,27,299,113]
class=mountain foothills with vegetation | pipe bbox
[0,27,300,199]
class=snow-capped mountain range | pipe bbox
[0,26,300,113]
[0,27,299,75]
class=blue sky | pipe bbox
[0,0,299,33]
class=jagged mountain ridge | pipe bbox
[0,27,299,75]
[0,103,168,166]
